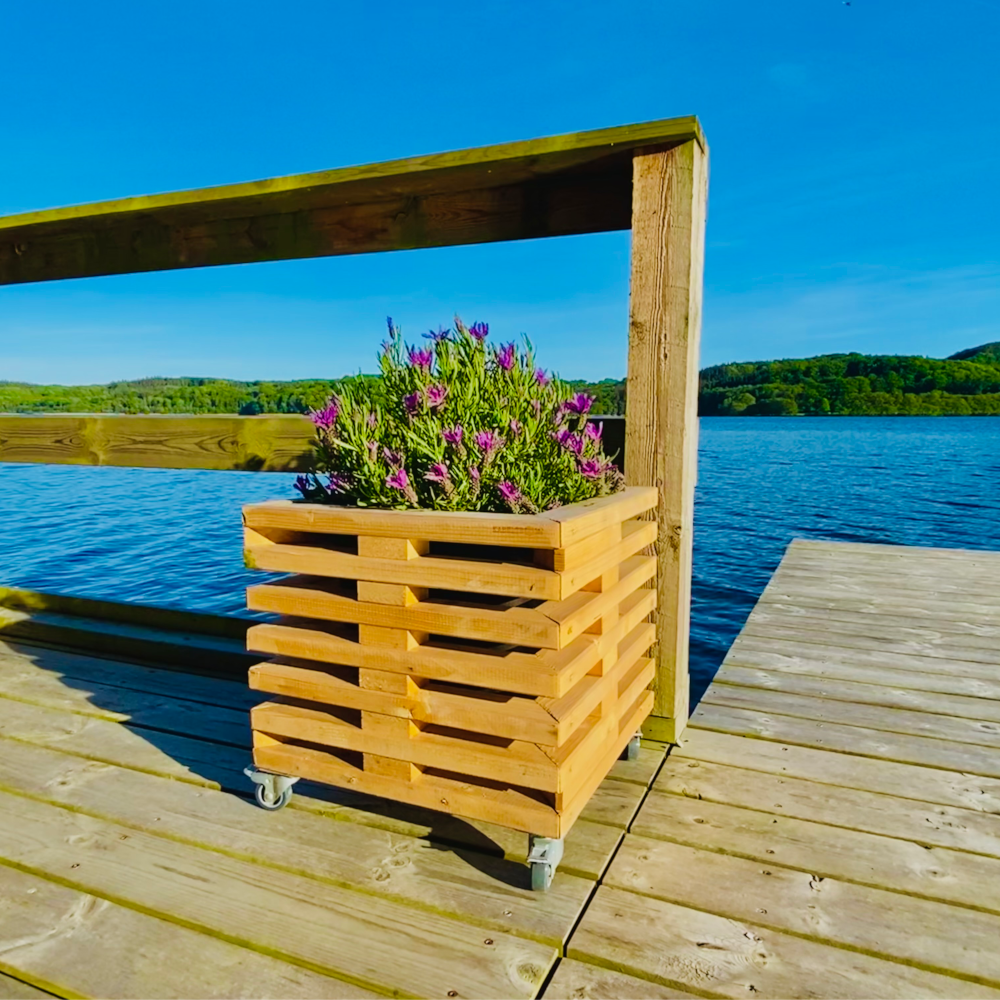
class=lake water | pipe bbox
[2,417,998,699]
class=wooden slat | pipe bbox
[0,413,314,471]
[655,758,1000,858]
[248,520,657,601]
[729,635,1000,682]
[605,835,1000,985]
[251,701,559,790]
[739,621,1000,665]
[690,702,1000,778]
[715,664,1000,723]
[703,683,1000,749]
[569,885,1000,999]
[0,789,554,998]
[248,587,656,698]
[0,736,592,948]
[787,538,1000,564]
[0,118,703,285]
[625,139,708,745]
[675,728,1000,813]
[0,863,375,999]
[632,791,1000,912]
[246,532,565,599]
[247,555,654,650]
[725,645,1000,699]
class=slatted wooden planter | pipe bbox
[242,486,657,852]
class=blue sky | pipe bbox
[2,0,998,384]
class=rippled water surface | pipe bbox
[2,417,998,699]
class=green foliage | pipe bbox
[699,347,1000,417]
[295,319,624,513]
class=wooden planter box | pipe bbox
[242,486,657,841]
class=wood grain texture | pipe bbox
[0,864,375,1000]
[656,757,1000,857]
[0,414,314,471]
[625,140,708,744]
[541,959,701,999]
[606,834,1000,985]
[632,791,1000,912]
[0,789,554,999]
[0,736,592,949]
[0,117,702,285]
[569,885,1000,999]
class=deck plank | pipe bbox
[632,791,1000,911]
[703,682,1000,747]
[567,886,1000,999]
[0,863,378,999]
[690,702,1000,777]
[0,974,52,1000]
[605,835,1000,984]
[0,788,555,998]
[541,959,701,998]
[655,758,1000,857]
[567,539,1000,998]
[0,737,592,948]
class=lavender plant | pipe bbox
[294,318,624,513]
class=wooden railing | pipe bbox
[0,414,626,473]
[0,117,708,743]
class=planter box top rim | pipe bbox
[243,486,657,548]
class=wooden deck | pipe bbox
[1,538,999,998]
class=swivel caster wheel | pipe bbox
[527,835,564,892]
[530,860,556,892]
[245,766,299,811]
[254,783,293,811]
[622,731,642,762]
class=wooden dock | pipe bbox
[1,538,999,998]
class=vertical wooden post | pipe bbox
[625,139,708,745]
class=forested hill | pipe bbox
[699,342,1000,416]
[2,344,999,417]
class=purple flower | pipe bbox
[469,466,480,482]
[554,428,584,455]
[408,346,434,369]
[565,392,593,416]
[531,398,542,416]
[509,419,522,436]
[498,480,522,504]
[474,429,505,464]
[424,461,451,484]
[469,321,489,342]
[442,424,464,446]
[535,368,550,386]
[577,457,607,479]
[367,412,378,429]
[426,384,448,410]
[366,440,379,462]
[496,343,516,371]
[386,316,395,335]
[423,326,451,343]
[403,392,421,416]
[383,447,403,468]
[585,421,603,442]
[386,467,418,504]
[326,471,351,494]
[309,397,339,429]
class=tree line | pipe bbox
[3,343,998,417]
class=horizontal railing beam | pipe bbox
[0,117,703,285]
[0,413,626,473]
[0,414,315,471]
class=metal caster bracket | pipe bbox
[622,730,642,762]
[244,766,300,811]
[527,835,565,891]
